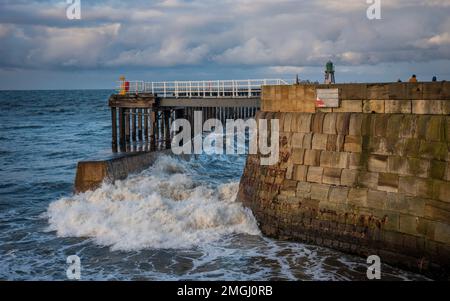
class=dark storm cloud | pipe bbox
[0,0,449,85]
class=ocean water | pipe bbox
[0,90,428,280]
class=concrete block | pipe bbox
[385,100,412,113]
[312,133,328,150]
[323,168,342,185]
[378,173,399,193]
[344,135,363,153]
[304,149,321,166]
[307,166,324,183]
[363,100,385,113]
[341,169,358,187]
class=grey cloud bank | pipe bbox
[0,0,449,89]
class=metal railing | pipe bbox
[117,79,291,98]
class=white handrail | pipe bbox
[116,79,292,97]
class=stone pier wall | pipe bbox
[238,82,450,279]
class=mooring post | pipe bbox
[111,107,118,152]
[164,110,171,149]
[132,108,137,142]
[144,108,149,141]
[138,108,143,141]
[125,109,130,144]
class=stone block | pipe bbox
[363,100,385,113]
[399,176,417,196]
[349,113,364,136]
[322,168,342,185]
[283,113,293,132]
[419,141,447,161]
[292,133,305,149]
[302,133,313,149]
[310,183,330,201]
[296,113,312,133]
[333,100,363,113]
[307,166,324,183]
[378,173,399,193]
[293,165,308,181]
[399,214,419,236]
[341,169,358,187]
[434,222,450,244]
[358,171,379,190]
[434,180,450,203]
[311,112,325,133]
[412,100,444,115]
[344,135,363,153]
[368,155,388,173]
[426,116,446,142]
[348,188,368,207]
[335,113,352,135]
[329,186,349,204]
[424,200,450,222]
[326,134,345,152]
[348,152,363,170]
[386,115,405,138]
[367,84,389,100]
[384,100,412,113]
[416,178,436,199]
[323,114,337,134]
[429,160,447,180]
[340,84,367,100]
[304,149,321,166]
[400,115,418,138]
[405,157,430,178]
[292,148,305,165]
[387,156,408,175]
[367,190,387,210]
[312,133,328,150]
[296,181,311,199]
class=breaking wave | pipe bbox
[46,155,260,251]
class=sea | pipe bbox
[0,90,428,280]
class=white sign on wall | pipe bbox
[316,88,340,108]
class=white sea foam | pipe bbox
[46,155,260,251]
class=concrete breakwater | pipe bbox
[238,82,450,279]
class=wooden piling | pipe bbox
[138,108,143,141]
[111,107,117,152]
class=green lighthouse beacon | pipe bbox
[324,60,335,84]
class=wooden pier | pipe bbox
[109,93,261,153]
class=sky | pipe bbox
[0,0,449,90]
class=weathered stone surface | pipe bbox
[363,100,385,113]
[307,166,324,183]
[323,168,342,185]
[344,135,363,153]
[312,133,328,150]
[341,169,358,187]
[304,149,321,166]
[385,100,412,113]
[378,173,399,193]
